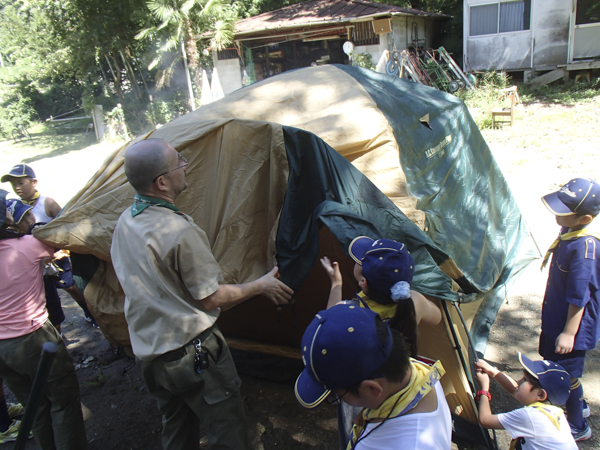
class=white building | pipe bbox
[463,0,600,79]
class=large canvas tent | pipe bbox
[34,65,537,445]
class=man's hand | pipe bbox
[475,371,490,391]
[257,267,294,306]
[320,257,342,286]
[555,332,575,354]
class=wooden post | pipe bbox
[92,105,105,142]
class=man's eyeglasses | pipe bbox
[152,154,188,183]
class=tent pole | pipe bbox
[453,301,479,362]
[442,300,496,449]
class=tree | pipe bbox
[135,0,239,110]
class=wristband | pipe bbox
[476,390,491,402]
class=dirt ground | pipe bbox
[2,96,600,449]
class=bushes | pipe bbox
[0,93,37,138]
[459,71,510,129]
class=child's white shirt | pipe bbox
[497,406,577,450]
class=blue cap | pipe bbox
[349,236,414,294]
[5,198,33,225]
[1,164,36,183]
[518,353,571,406]
[295,304,393,408]
[542,178,600,216]
[0,189,7,227]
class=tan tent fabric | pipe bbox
[35,119,289,332]
[191,65,425,228]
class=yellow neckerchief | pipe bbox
[21,191,40,206]
[347,359,445,450]
[529,402,563,430]
[356,291,397,321]
[541,224,600,269]
[508,402,563,450]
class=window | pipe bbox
[470,4,498,36]
[354,21,379,46]
[576,0,600,25]
[217,49,239,60]
[470,1,531,36]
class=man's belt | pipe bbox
[161,324,216,362]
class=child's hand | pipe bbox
[555,332,575,354]
[474,359,500,378]
[320,257,342,286]
[53,249,69,260]
[475,371,490,391]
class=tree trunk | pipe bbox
[104,53,125,101]
[120,49,143,100]
[180,40,196,111]
[183,18,202,95]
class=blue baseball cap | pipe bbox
[519,353,571,406]
[542,178,600,216]
[5,198,33,225]
[295,304,393,408]
[349,236,414,293]
[1,164,36,183]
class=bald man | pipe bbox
[110,139,293,450]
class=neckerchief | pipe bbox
[541,224,600,270]
[347,359,445,450]
[22,191,40,206]
[356,291,397,321]
[508,402,563,450]
[131,194,180,217]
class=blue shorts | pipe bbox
[539,332,586,378]
[43,277,65,326]
[53,257,74,289]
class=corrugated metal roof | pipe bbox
[234,0,447,35]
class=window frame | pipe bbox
[469,0,531,37]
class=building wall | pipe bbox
[531,0,570,68]
[463,0,571,71]
[214,57,243,95]
[390,16,437,52]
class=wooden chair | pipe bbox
[491,86,518,129]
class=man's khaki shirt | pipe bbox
[111,205,223,361]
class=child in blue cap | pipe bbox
[539,177,600,441]
[320,236,441,359]
[295,304,451,449]
[2,164,98,328]
[320,236,442,446]
[474,355,577,449]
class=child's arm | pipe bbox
[555,303,584,354]
[44,196,61,219]
[474,359,519,395]
[320,256,343,309]
[411,291,442,326]
[474,371,504,429]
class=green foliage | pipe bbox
[0,92,37,138]
[459,71,510,129]
[518,76,600,105]
[349,52,375,71]
[144,91,188,126]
